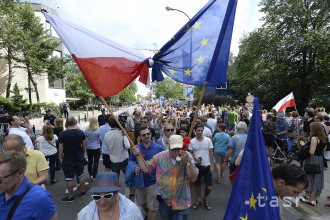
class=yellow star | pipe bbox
[200,37,209,46]
[184,25,191,32]
[240,214,248,220]
[249,193,257,211]
[169,69,176,75]
[193,22,201,30]
[156,50,161,54]
[196,55,204,64]
[262,188,267,193]
[184,69,192,75]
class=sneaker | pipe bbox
[60,196,74,203]
[65,187,78,194]
[80,191,86,197]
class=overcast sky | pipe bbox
[27,0,262,95]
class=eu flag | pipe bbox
[151,0,237,86]
[224,98,280,220]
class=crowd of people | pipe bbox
[0,102,329,219]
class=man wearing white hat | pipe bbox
[133,135,198,219]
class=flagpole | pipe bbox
[188,81,208,138]
[100,97,148,167]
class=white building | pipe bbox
[0,3,66,105]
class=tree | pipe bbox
[228,0,330,111]
[0,0,22,98]
[155,78,184,100]
[10,82,27,109]
[16,2,66,103]
[66,73,95,102]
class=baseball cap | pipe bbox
[45,109,51,112]
[168,135,183,150]
[277,112,286,119]
[89,172,121,193]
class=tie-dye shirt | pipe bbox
[148,150,195,210]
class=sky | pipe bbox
[26,0,262,96]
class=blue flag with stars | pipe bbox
[224,98,280,220]
[151,0,237,86]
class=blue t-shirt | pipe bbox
[0,177,56,220]
[129,142,165,187]
[99,123,111,154]
[213,132,230,155]
[275,120,289,140]
[228,133,248,163]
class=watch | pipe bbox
[186,162,191,166]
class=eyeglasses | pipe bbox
[0,169,21,184]
[141,133,151,137]
[92,192,114,201]
[165,129,175,132]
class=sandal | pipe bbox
[300,199,316,206]
[325,204,330,209]
[203,199,212,210]
[300,196,318,204]
[327,196,330,201]
[216,179,222,184]
[192,200,202,209]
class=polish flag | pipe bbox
[43,12,149,97]
[272,92,296,113]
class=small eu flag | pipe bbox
[223,98,280,220]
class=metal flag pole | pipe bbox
[188,81,208,138]
[100,97,148,167]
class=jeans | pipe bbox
[87,148,101,178]
[158,200,190,220]
[46,153,58,181]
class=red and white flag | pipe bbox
[43,12,149,97]
[272,92,296,113]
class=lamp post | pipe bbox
[165,6,193,102]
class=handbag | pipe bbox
[303,164,321,174]
[83,158,89,166]
[297,143,311,162]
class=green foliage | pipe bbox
[155,78,184,99]
[228,0,330,111]
[10,83,27,109]
[66,73,95,101]
[193,94,236,107]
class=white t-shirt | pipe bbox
[188,137,214,166]
[207,118,217,132]
[37,135,58,156]
[8,127,34,149]
[203,126,213,137]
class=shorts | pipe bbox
[102,154,112,168]
[195,165,212,186]
[214,153,225,164]
[135,184,158,211]
[62,160,85,181]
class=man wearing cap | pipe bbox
[275,112,289,153]
[129,126,165,220]
[44,109,56,126]
[77,172,143,220]
[133,135,198,219]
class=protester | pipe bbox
[43,109,56,126]
[156,123,175,149]
[224,121,248,181]
[84,116,101,180]
[98,108,107,126]
[99,114,112,172]
[129,126,165,220]
[189,123,215,210]
[37,125,59,184]
[77,172,143,220]
[62,103,69,118]
[58,116,87,202]
[105,118,130,178]
[301,122,327,206]
[213,124,230,184]
[2,134,49,187]
[133,135,199,219]
[0,151,58,220]
[0,104,9,133]
[8,115,34,149]
[227,108,238,131]
[275,112,289,153]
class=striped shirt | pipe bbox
[148,150,195,210]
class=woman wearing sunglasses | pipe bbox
[78,172,143,220]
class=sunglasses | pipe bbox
[92,192,114,201]
[0,169,21,184]
[142,133,151,137]
[166,129,175,132]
